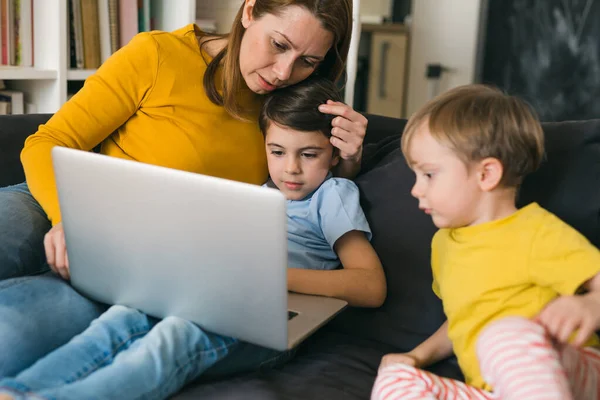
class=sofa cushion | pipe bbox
[173,331,462,400]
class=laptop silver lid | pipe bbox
[52,147,290,350]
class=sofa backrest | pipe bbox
[0,112,394,188]
[329,116,600,351]
[1,113,599,352]
[519,120,600,248]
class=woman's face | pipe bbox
[239,2,334,94]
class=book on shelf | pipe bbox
[0,88,23,113]
[0,88,23,115]
[1,0,34,67]
[0,81,35,114]
[108,0,119,54]
[118,0,137,49]
[81,0,101,68]
[0,97,10,114]
[98,0,110,62]
[68,0,157,70]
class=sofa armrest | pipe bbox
[0,114,53,187]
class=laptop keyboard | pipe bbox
[288,311,299,320]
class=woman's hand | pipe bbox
[319,100,367,164]
[44,222,70,280]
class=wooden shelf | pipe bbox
[361,23,409,34]
[0,67,57,80]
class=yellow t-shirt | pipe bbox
[21,24,267,225]
[432,203,600,390]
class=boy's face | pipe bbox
[407,124,483,229]
[265,123,339,200]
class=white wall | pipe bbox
[406,0,484,116]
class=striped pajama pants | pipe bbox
[372,317,600,400]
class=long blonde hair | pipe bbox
[202,0,352,120]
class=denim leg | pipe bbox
[0,305,155,395]
[0,273,107,377]
[0,183,51,280]
[32,319,285,400]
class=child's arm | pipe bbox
[530,214,600,346]
[379,321,453,370]
[536,271,600,346]
[287,230,386,308]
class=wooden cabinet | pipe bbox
[365,26,409,118]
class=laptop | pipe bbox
[51,147,347,351]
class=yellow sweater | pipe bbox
[432,203,600,390]
[21,24,267,225]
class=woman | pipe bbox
[0,0,367,377]
[0,76,385,400]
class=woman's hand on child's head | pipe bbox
[535,293,600,346]
[378,352,421,372]
[44,222,70,281]
[318,100,367,162]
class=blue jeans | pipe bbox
[0,183,106,376]
[0,305,290,400]
[0,182,51,279]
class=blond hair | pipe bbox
[202,0,352,121]
[401,84,545,187]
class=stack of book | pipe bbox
[0,0,34,67]
[68,0,153,70]
[0,79,25,114]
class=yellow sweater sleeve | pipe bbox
[21,33,159,225]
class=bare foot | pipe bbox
[0,394,14,400]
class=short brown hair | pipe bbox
[401,84,545,187]
[259,76,341,137]
[202,0,352,120]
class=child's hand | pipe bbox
[378,352,421,372]
[535,293,600,346]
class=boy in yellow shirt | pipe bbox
[372,84,600,399]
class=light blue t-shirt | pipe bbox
[265,175,372,270]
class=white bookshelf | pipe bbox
[67,69,96,81]
[0,67,57,80]
[0,0,196,113]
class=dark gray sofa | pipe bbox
[0,113,598,399]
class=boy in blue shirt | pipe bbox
[0,77,385,400]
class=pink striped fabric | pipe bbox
[371,317,600,400]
